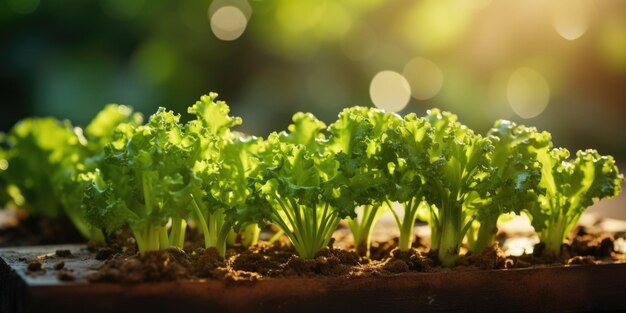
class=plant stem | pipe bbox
[471,216,498,253]
[191,195,211,249]
[242,223,260,247]
[541,214,568,256]
[347,205,383,257]
[169,218,187,248]
[159,226,169,249]
[390,199,419,252]
[437,203,462,267]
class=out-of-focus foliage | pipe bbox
[0,0,624,162]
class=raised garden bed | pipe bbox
[2,215,626,313]
[1,244,626,313]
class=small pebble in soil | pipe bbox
[57,270,75,281]
[53,261,65,270]
[95,247,114,260]
[27,260,43,272]
[55,249,73,258]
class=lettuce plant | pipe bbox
[380,113,433,253]
[1,93,622,264]
[420,109,495,267]
[250,113,355,259]
[327,106,401,257]
[527,148,623,255]
[465,120,548,253]
[0,105,142,242]
[83,108,200,251]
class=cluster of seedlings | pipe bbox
[0,93,622,270]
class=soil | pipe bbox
[86,226,626,284]
[0,215,84,247]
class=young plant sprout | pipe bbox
[83,108,201,251]
[419,109,495,267]
[527,148,623,256]
[252,113,354,259]
[327,107,400,257]
[0,104,142,242]
[465,120,548,253]
[380,113,433,253]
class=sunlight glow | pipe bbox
[402,57,444,101]
[370,71,411,112]
[507,67,550,119]
[552,0,592,41]
[211,6,248,41]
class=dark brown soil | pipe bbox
[0,215,84,247]
[85,226,626,284]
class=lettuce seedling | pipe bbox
[327,106,401,256]
[382,113,433,252]
[420,109,494,266]
[84,108,200,251]
[527,148,623,255]
[185,93,263,257]
[1,118,82,217]
[466,120,548,253]
[55,105,143,242]
[0,105,142,242]
[253,113,354,259]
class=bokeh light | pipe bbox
[402,57,444,101]
[210,6,248,41]
[369,71,411,112]
[552,0,592,41]
[507,67,550,119]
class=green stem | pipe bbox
[131,225,163,252]
[141,172,154,215]
[226,229,237,246]
[270,201,340,259]
[268,229,284,244]
[397,199,419,252]
[191,195,211,249]
[159,226,169,249]
[214,220,232,257]
[347,205,383,257]
[471,216,498,253]
[437,203,462,267]
[242,224,260,247]
[169,218,187,248]
[541,214,568,256]
[429,206,441,251]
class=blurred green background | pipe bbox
[1,0,625,160]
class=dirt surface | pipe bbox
[0,215,84,247]
[84,226,626,283]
